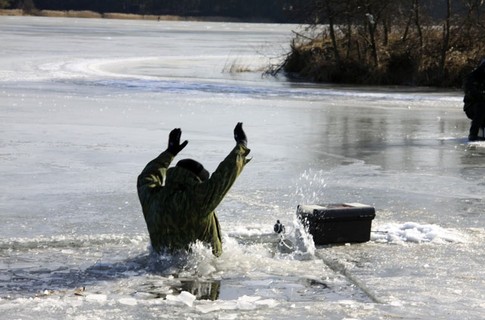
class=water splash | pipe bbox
[294,169,327,205]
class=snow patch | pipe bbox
[372,222,466,244]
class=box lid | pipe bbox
[297,203,376,221]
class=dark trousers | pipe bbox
[469,102,485,137]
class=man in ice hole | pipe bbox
[137,123,250,257]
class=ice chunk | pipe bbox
[236,295,261,310]
[195,302,222,314]
[166,291,196,307]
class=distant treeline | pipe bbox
[3,0,465,23]
[3,0,309,22]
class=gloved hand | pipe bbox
[167,128,188,156]
[234,122,247,146]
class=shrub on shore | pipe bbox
[278,1,485,88]
[280,28,481,88]
[44,10,102,18]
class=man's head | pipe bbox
[176,159,210,182]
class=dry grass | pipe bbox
[0,9,23,16]
[38,10,102,18]
[102,13,167,20]
[222,58,269,74]
[222,59,253,73]
[37,10,68,17]
[0,9,237,23]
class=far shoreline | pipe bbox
[0,9,273,23]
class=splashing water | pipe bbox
[294,169,328,206]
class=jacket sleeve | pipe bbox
[137,149,174,207]
[192,143,250,215]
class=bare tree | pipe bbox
[413,0,424,50]
[439,0,451,78]
[323,0,341,65]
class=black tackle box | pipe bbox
[297,203,376,245]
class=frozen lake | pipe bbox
[1,16,484,319]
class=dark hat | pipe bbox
[176,158,210,181]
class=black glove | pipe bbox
[167,128,188,156]
[234,122,247,146]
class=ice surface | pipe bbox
[1,16,485,320]
[85,293,108,303]
[466,140,485,152]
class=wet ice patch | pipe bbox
[0,233,147,251]
[371,222,466,244]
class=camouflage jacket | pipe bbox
[137,143,250,257]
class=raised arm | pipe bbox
[193,123,251,214]
[137,128,188,204]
